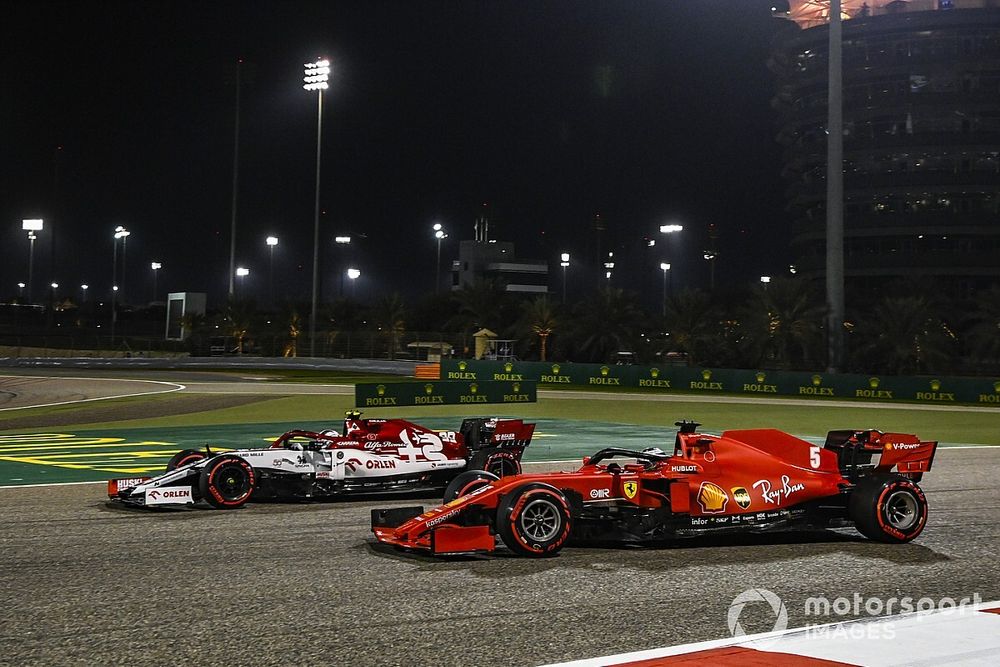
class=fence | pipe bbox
[439,360,1000,407]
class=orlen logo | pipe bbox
[146,486,193,505]
[589,488,611,499]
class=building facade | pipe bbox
[771,1,1000,296]
[449,215,549,293]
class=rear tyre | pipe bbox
[166,449,206,472]
[199,456,255,509]
[485,451,521,477]
[496,483,572,557]
[849,475,927,543]
[443,470,499,503]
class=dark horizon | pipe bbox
[2,1,790,308]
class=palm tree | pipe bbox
[662,288,721,366]
[852,295,956,374]
[736,277,824,369]
[519,296,558,361]
[372,293,406,360]
[567,287,643,363]
[221,298,256,355]
[965,285,1000,367]
[449,277,508,332]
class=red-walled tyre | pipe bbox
[443,470,499,503]
[849,475,928,543]
[496,483,572,557]
[166,449,206,472]
[199,456,256,509]
[485,451,521,477]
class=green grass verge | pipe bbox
[4,391,997,445]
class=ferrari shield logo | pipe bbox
[623,481,638,499]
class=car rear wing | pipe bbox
[824,429,937,482]
[460,418,535,451]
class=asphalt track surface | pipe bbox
[1,372,999,665]
[1,447,998,667]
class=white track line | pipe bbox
[0,480,105,490]
[0,375,185,411]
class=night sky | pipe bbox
[3,1,790,307]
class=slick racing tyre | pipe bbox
[443,470,499,503]
[199,456,256,509]
[485,451,521,477]
[849,475,928,543]
[496,483,572,557]
[166,449,206,472]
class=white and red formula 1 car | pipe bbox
[108,411,534,509]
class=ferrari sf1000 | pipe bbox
[108,412,534,509]
[372,421,937,557]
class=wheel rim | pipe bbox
[885,489,919,531]
[519,498,560,542]
[215,464,250,500]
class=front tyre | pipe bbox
[199,456,255,509]
[849,475,927,543]
[166,449,206,472]
[496,483,572,557]
[443,470,499,503]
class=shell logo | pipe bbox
[812,374,822,387]
[702,369,713,381]
[600,366,610,376]
[697,481,729,514]
[869,377,880,389]
[650,368,660,378]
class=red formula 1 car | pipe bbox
[371,421,937,557]
[108,412,534,509]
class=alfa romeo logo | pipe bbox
[727,588,787,648]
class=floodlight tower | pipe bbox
[303,57,330,358]
[22,219,43,303]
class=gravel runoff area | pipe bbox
[1,449,998,667]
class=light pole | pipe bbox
[760,275,771,290]
[114,226,130,302]
[347,267,360,298]
[22,219,43,303]
[659,223,683,293]
[826,0,845,372]
[50,282,59,306]
[660,263,671,316]
[266,235,278,306]
[603,252,614,285]
[236,267,249,298]
[111,226,129,344]
[17,282,25,299]
[335,236,351,296]
[433,223,448,293]
[304,57,330,358]
[80,284,88,305]
[150,262,161,303]
[560,253,570,303]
